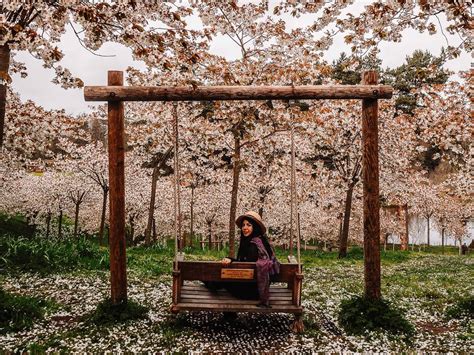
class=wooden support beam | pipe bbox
[361,71,381,300]
[107,71,127,305]
[85,84,393,102]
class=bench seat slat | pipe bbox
[181,293,292,301]
[181,285,291,294]
[180,298,293,305]
[173,303,303,314]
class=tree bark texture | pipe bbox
[208,222,212,250]
[361,71,381,300]
[338,182,356,258]
[129,217,135,245]
[426,215,431,246]
[74,202,80,238]
[152,217,157,242]
[190,185,194,247]
[0,44,11,148]
[400,204,409,251]
[46,212,51,239]
[228,134,241,258]
[85,84,393,102]
[107,71,127,305]
[58,209,63,239]
[441,227,445,254]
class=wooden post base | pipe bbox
[291,314,305,333]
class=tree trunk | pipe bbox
[58,209,63,239]
[0,44,11,148]
[208,222,212,250]
[338,214,343,243]
[99,189,108,245]
[46,212,52,238]
[426,215,430,246]
[26,212,38,236]
[182,230,186,249]
[145,168,158,245]
[189,185,194,248]
[228,134,241,258]
[129,217,135,246]
[258,191,265,219]
[74,202,80,238]
[441,227,445,255]
[400,203,409,251]
[338,182,355,258]
[152,217,157,242]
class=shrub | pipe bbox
[0,287,48,332]
[338,295,414,337]
[86,298,148,325]
[446,296,474,319]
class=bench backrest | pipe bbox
[177,261,299,283]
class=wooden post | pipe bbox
[107,71,127,305]
[289,113,297,257]
[361,71,381,300]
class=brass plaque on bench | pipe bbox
[221,268,254,279]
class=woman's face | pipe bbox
[241,219,253,237]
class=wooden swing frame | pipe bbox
[84,70,392,332]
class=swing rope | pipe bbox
[290,114,295,257]
[290,108,302,273]
[173,102,182,269]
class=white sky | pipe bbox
[10,2,471,116]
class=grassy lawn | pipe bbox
[0,233,472,352]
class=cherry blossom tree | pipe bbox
[0,1,207,147]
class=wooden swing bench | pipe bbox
[171,261,304,331]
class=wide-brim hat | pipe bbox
[235,211,266,235]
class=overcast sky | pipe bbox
[10,2,471,116]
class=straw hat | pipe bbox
[235,211,266,235]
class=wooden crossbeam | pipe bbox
[84,84,392,102]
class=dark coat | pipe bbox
[204,235,274,300]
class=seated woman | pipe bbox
[206,211,278,308]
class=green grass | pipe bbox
[446,296,474,319]
[1,229,471,278]
[338,295,415,338]
[0,235,109,273]
[0,287,58,333]
[85,298,149,325]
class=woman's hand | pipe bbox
[221,257,232,266]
